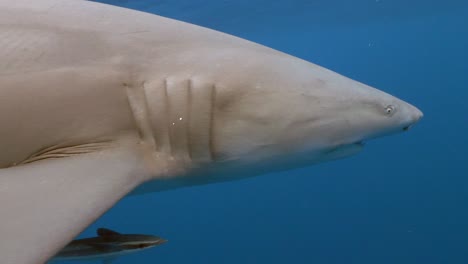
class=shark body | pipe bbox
[0,1,422,263]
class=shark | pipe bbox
[0,0,422,263]
[51,228,166,263]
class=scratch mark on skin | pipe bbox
[118,30,150,36]
[14,141,112,166]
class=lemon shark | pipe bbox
[0,0,422,263]
[51,228,166,263]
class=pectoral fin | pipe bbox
[0,147,153,264]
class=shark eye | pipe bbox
[384,105,395,116]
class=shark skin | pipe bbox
[0,0,422,263]
[51,228,166,263]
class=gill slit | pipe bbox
[186,79,193,160]
[125,81,157,153]
[163,78,173,155]
[209,84,217,160]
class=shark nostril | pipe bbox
[403,125,411,131]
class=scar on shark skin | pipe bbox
[13,141,113,167]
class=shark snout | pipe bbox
[403,104,423,131]
[414,107,424,121]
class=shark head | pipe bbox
[0,1,426,263]
[208,50,423,166]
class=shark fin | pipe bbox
[97,228,122,240]
[0,146,154,264]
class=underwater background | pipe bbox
[71,0,468,263]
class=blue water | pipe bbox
[77,1,467,263]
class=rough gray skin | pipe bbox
[0,0,422,263]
